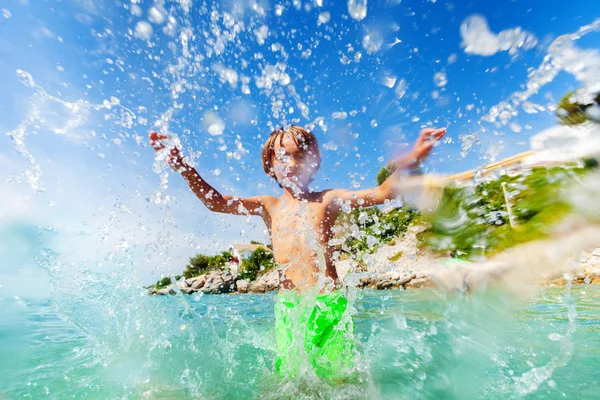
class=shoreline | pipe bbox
[149,243,600,296]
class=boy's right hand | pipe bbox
[149,131,185,171]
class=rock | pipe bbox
[376,275,396,290]
[236,279,250,293]
[592,248,600,257]
[588,256,600,266]
[191,276,207,290]
[185,278,196,286]
[592,277,600,285]
[356,276,373,288]
[541,277,567,287]
[180,287,194,295]
[405,276,433,289]
[580,252,591,263]
[583,266,600,282]
[248,270,280,293]
[373,271,416,290]
[202,271,236,294]
[156,285,176,295]
[397,273,417,287]
[584,266,600,275]
[177,280,190,289]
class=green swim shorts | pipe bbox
[274,290,355,379]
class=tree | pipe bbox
[239,248,276,281]
[183,254,211,278]
[376,166,392,186]
[155,276,172,289]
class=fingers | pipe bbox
[432,128,446,140]
[149,131,169,151]
[420,127,446,140]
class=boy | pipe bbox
[149,125,445,379]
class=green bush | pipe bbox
[336,207,418,257]
[155,276,172,289]
[182,250,235,279]
[376,166,392,186]
[239,248,276,281]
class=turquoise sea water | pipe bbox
[2,285,599,399]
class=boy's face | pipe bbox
[272,132,318,190]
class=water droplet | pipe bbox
[371,119,378,128]
[548,333,562,341]
[318,11,330,24]
[323,141,338,151]
[433,71,447,87]
[148,7,165,24]
[203,112,225,136]
[348,0,367,21]
[134,21,153,41]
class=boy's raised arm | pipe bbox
[324,128,447,210]
[149,132,273,216]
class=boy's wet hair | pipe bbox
[261,125,321,186]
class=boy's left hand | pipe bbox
[410,128,446,167]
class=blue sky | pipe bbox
[1,0,599,292]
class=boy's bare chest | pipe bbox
[268,200,334,239]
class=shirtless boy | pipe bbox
[149,125,445,379]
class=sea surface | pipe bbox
[1,285,599,399]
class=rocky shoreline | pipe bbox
[148,246,600,296]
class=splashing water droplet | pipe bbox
[323,141,338,151]
[434,71,448,87]
[348,0,367,21]
[318,11,330,24]
[203,112,225,136]
[548,333,562,341]
[134,21,153,41]
[16,69,35,87]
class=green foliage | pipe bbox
[336,207,418,257]
[389,251,403,262]
[557,91,599,126]
[250,240,263,245]
[182,251,234,279]
[183,254,211,279]
[376,166,393,186]
[239,248,276,281]
[155,276,172,289]
[419,165,587,258]
[583,157,599,169]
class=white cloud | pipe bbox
[460,14,537,57]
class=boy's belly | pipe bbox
[280,263,321,290]
[272,236,338,291]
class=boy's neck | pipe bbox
[282,185,314,201]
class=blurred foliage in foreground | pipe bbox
[335,160,597,262]
[418,162,597,258]
[557,91,600,126]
